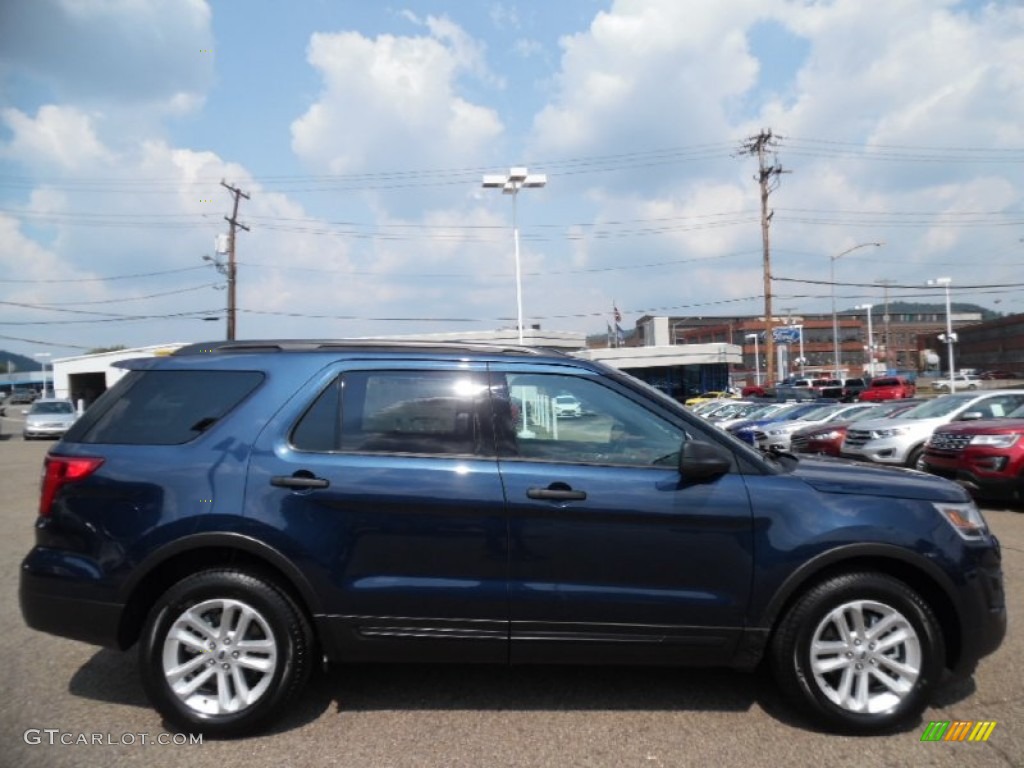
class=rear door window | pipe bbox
[291,370,493,457]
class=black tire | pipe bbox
[139,570,313,738]
[770,572,945,733]
[905,445,925,470]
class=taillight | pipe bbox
[39,456,104,518]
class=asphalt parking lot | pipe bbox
[0,426,1021,767]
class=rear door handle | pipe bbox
[527,485,586,501]
[271,474,330,489]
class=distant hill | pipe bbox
[0,350,43,374]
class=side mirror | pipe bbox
[959,411,984,421]
[678,440,731,482]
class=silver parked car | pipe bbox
[23,398,79,440]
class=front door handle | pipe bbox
[271,473,329,489]
[527,484,586,501]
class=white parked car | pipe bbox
[841,391,1024,468]
[23,398,79,440]
[932,374,982,391]
[552,394,583,418]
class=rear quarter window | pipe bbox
[64,370,264,445]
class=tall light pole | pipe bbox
[856,303,875,376]
[482,167,547,344]
[745,333,761,386]
[928,277,955,392]
[830,242,884,380]
[34,352,51,396]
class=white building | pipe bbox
[52,344,187,406]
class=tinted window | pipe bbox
[293,370,492,456]
[67,370,264,445]
[492,372,684,467]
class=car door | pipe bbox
[490,364,754,666]
[245,361,508,663]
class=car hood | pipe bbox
[934,418,1024,435]
[847,416,943,433]
[793,456,967,502]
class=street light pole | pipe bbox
[830,242,884,380]
[928,277,955,392]
[482,167,547,345]
[856,304,874,376]
[34,352,51,397]
[745,333,761,386]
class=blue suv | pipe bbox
[20,341,1005,737]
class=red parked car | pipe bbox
[922,402,1024,502]
[791,400,924,456]
[858,376,916,401]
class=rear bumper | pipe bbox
[20,555,125,648]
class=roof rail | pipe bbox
[172,339,560,357]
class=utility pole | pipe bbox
[739,130,788,386]
[221,180,250,341]
[875,278,897,372]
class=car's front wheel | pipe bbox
[770,572,944,733]
[139,569,314,738]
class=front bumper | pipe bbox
[952,539,1007,673]
[840,437,909,465]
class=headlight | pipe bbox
[933,500,989,540]
[970,433,1021,448]
[767,428,790,436]
[810,430,843,441]
[872,427,909,438]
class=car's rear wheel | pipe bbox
[770,572,944,733]
[139,570,313,738]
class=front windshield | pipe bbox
[30,401,74,415]
[897,394,977,419]
[796,404,844,421]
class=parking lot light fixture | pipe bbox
[482,167,547,345]
[856,304,875,376]
[831,242,884,379]
[928,277,955,393]
[745,333,761,386]
[34,352,51,397]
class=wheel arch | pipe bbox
[757,545,963,671]
[116,533,323,651]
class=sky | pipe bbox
[1,0,1022,358]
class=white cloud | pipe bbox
[291,20,503,175]
[0,106,112,170]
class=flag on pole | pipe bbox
[613,303,622,323]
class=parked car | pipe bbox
[932,374,982,392]
[736,402,875,453]
[20,340,1005,737]
[922,400,1024,502]
[684,390,737,407]
[840,378,868,402]
[9,389,37,405]
[858,376,916,401]
[727,402,830,446]
[980,370,1016,380]
[22,398,78,440]
[552,394,582,418]
[841,391,1024,468]
[791,400,924,457]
